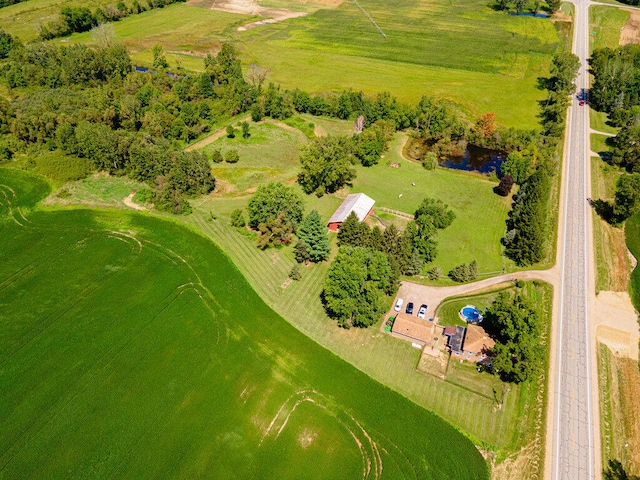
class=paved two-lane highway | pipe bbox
[552,0,597,477]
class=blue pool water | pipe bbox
[460,306,482,322]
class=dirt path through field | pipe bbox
[123,192,145,211]
[185,114,251,151]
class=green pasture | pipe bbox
[0,0,116,42]
[0,168,488,479]
[238,0,562,128]
[625,213,640,311]
[202,122,307,194]
[66,4,253,61]
[57,0,565,129]
[196,125,510,277]
[352,134,510,276]
[590,5,629,52]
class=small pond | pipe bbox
[404,138,505,175]
[440,144,505,175]
[508,12,549,17]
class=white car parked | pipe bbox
[394,298,404,312]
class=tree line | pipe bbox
[589,45,640,224]
[502,51,579,266]
[39,0,186,41]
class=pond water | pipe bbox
[508,12,549,17]
[439,144,505,175]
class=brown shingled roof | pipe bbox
[463,324,495,354]
[391,313,433,343]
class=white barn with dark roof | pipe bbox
[327,193,375,231]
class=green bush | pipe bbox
[225,149,239,163]
[422,152,438,170]
[230,208,246,227]
[211,149,223,163]
[33,152,93,183]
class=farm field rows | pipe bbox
[0,168,489,479]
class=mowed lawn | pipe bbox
[182,201,553,459]
[203,122,308,194]
[0,168,489,479]
[352,134,511,276]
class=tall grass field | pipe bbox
[0,168,489,479]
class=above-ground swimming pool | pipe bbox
[459,305,483,323]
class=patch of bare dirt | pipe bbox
[621,9,640,45]
[594,291,639,360]
[313,124,327,137]
[187,0,316,31]
[600,221,631,291]
[491,442,541,480]
[298,428,318,448]
[123,191,145,211]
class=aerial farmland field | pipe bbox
[0,168,489,479]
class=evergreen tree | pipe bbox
[337,211,362,246]
[294,240,311,263]
[297,210,330,262]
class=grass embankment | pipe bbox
[625,214,640,310]
[598,343,640,475]
[590,5,629,52]
[0,168,489,479]
[591,109,619,135]
[57,0,563,129]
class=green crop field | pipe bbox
[0,168,489,479]
[54,0,565,129]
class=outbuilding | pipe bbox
[327,193,375,231]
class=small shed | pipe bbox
[327,193,375,231]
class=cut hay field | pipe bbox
[590,5,629,52]
[56,0,565,129]
[0,168,489,479]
